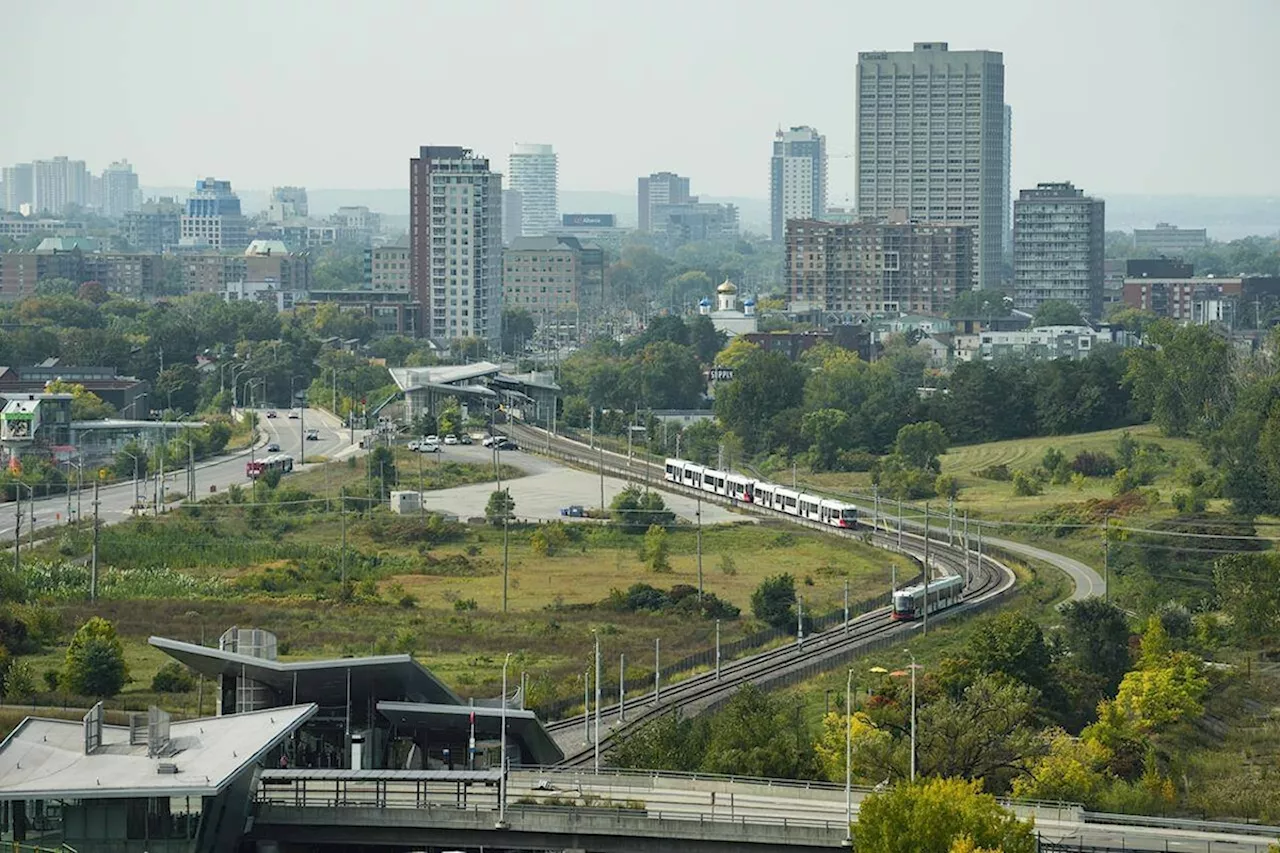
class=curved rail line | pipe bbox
[504,422,1018,767]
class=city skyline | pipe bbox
[6,0,1278,201]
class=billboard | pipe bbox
[562,214,616,228]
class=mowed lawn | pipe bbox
[938,424,1205,518]
[381,522,908,616]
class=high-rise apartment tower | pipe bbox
[856,42,1007,289]
[508,144,558,237]
[409,146,503,346]
[770,126,827,243]
[1013,182,1105,320]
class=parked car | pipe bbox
[458,434,474,445]
[443,434,459,445]
[419,442,441,453]
[288,410,300,419]
[560,505,585,518]
[408,440,421,451]
[266,442,281,452]
[495,438,518,451]
[266,411,278,419]
[425,434,439,445]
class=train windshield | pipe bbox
[840,508,857,520]
[893,592,914,612]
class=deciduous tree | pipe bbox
[854,777,1036,853]
[63,617,128,698]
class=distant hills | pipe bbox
[142,187,1279,241]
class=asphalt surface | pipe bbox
[411,441,747,525]
[1,408,368,540]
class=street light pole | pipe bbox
[593,631,602,775]
[909,652,918,783]
[497,652,512,829]
[845,667,854,846]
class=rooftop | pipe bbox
[389,362,502,392]
[0,704,315,800]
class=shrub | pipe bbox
[531,522,570,557]
[3,659,36,700]
[1042,447,1064,473]
[151,662,196,693]
[935,474,961,499]
[977,463,1012,482]
[1071,450,1117,478]
[1012,469,1043,497]
[63,617,128,698]
[453,598,478,612]
[1171,490,1206,514]
[643,525,671,573]
[719,554,738,575]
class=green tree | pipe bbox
[151,661,196,693]
[1114,652,1208,731]
[802,408,852,471]
[63,616,129,698]
[501,307,537,355]
[949,290,1013,319]
[611,709,710,771]
[368,446,397,500]
[700,684,815,778]
[1124,320,1234,437]
[713,349,805,455]
[916,675,1043,788]
[713,336,760,368]
[3,658,36,701]
[688,313,726,364]
[1213,552,1280,645]
[1012,728,1111,803]
[44,379,117,421]
[485,489,515,526]
[1033,299,1084,326]
[610,485,674,533]
[814,710,899,785]
[643,524,671,572]
[854,777,1036,853]
[751,573,797,631]
[1059,598,1131,693]
[894,421,949,472]
[965,612,1052,692]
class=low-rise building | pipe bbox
[502,236,582,315]
[787,215,973,315]
[0,239,161,300]
[697,279,758,337]
[389,362,559,427]
[300,290,421,337]
[650,202,739,251]
[955,325,1103,362]
[1133,222,1208,255]
[366,235,411,292]
[0,361,148,416]
[0,214,83,242]
[742,325,874,362]
[1121,274,1280,323]
[122,197,182,252]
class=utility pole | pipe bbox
[715,619,721,681]
[897,498,903,551]
[340,496,347,591]
[948,496,955,546]
[91,480,100,602]
[797,594,804,646]
[589,407,595,449]
[13,487,20,575]
[619,653,626,722]
[654,638,660,703]
[872,485,879,535]
[963,511,970,585]
[593,633,601,775]
[598,449,605,513]
[299,394,305,465]
[843,578,850,634]
[1103,513,1110,602]
[923,502,931,635]
[695,493,703,601]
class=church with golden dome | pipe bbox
[698,278,758,337]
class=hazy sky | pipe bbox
[6,0,1278,199]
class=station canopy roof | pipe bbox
[149,637,462,708]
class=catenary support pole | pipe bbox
[90,481,100,602]
[923,502,931,635]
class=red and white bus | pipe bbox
[246,454,295,479]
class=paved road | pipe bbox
[1,408,368,541]
[986,535,1106,600]
[412,441,747,525]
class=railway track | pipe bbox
[504,422,1017,767]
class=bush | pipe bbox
[1042,447,1064,473]
[718,554,738,575]
[453,598,478,612]
[643,525,671,573]
[1072,450,1117,478]
[837,450,879,472]
[3,659,35,700]
[531,522,570,557]
[151,662,196,693]
[1012,469,1043,497]
[1171,490,1206,514]
[63,616,128,698]
[935,474,961,499]
[751,574,797,631]
[977,463,1012,482]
